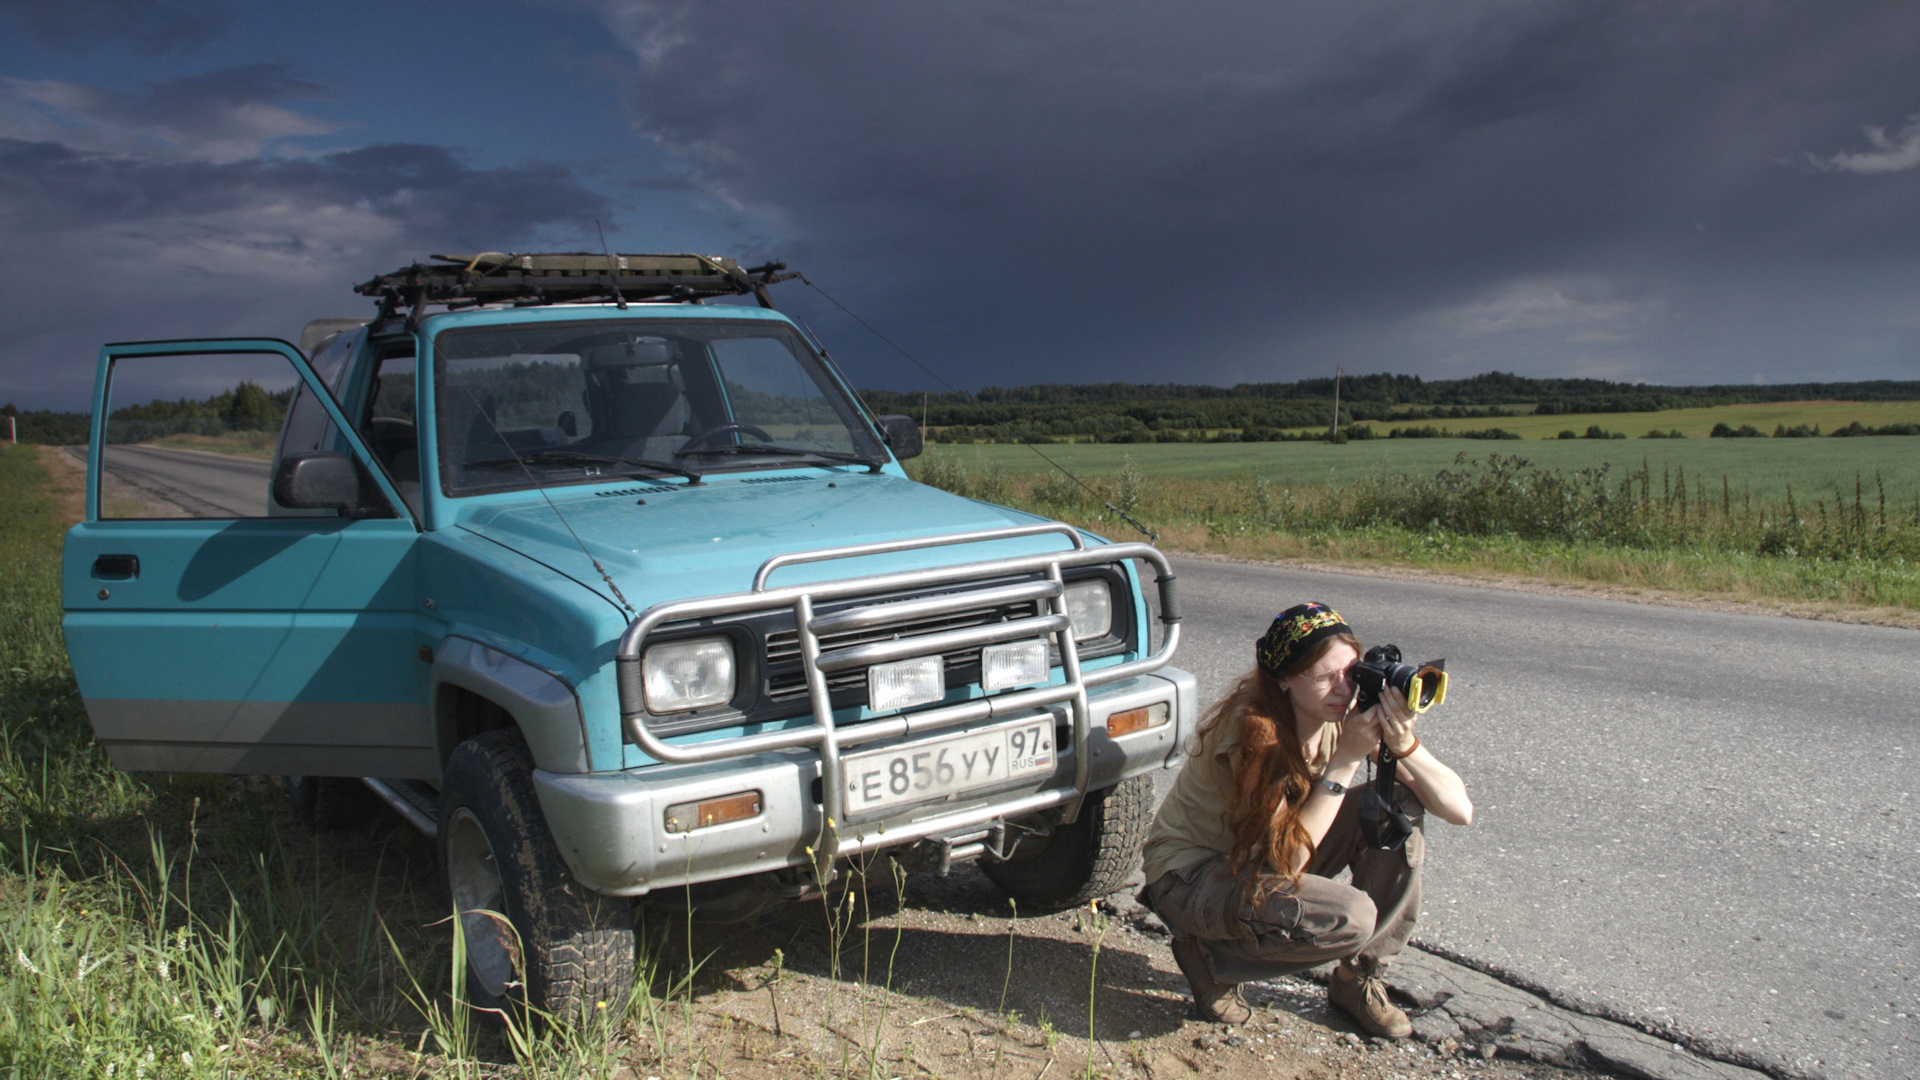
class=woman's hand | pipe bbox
[1371,686,1420,757]
[1329,701,1382,769]
[1360,685,1476,826]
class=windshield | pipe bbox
[433,318,884,495]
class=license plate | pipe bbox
[842,719,1056,816]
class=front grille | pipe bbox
[764,595,1044,700]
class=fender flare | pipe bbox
[431,637,594,774]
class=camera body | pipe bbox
[1351,644,1448,713]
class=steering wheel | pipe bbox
[680,422,774,451]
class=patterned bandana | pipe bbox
[1256,602,1352,678]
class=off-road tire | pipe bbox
[983,774,1153,907]
[437,730,635,1023]
[285,775,382,830]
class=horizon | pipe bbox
[13,366,1920,418]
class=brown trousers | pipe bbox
[1144,782,1425,982]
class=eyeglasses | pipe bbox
[1298,664,1354,692]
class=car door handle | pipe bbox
[93,554,140,579]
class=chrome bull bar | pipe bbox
[616,522,1182,876]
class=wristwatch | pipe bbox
[1317,775,1347,796]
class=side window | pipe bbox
[361,351,420,517]
[280,328,361,458]
[100,350,390,521]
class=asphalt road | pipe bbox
[1162,556,1916,1080]
[88,444,273,517]
[86,444,1916,1077]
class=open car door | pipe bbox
[61,338,437,779]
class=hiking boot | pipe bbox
[1170,936,1251,1025]
[1328,967,1412,1038]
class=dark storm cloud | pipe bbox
[0,0,228,56]
[605,0,1920,388]
[81,63,331,141]
[0,63,613,408]
[0,137,609,240]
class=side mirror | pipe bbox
[275,452,362,513]
[876,414,922,461]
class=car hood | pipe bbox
[455,473,1089,611]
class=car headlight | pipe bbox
[1062,579,1113,641]
[641,636,736,712]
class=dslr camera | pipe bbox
[1349,643,1447,852]
[1351,644,1447,714]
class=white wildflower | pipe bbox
[211,1004,224,1020]
[156,956,169,981]
[76,954,104,984]
[180,1052,192,1067]
[15,948,42,977]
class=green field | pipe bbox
[914,433,1920,614]
[1345,399,1920,440]
[924,433,1920,506]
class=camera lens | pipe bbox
[1408,664,1447,711]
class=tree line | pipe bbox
[859,373,1920,443]
[4,382,292,445]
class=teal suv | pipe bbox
[61,254,1194,1018]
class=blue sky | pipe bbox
[4,0,1919,409]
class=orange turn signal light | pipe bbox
[663,790,763,834]
[1105,703,1170,737]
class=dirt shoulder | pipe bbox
[640,862,1604,1080]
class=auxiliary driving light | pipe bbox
[663,791,763,833]
[1105,702,1170,737]
[980,640,1049,690]
[869,656,945,712]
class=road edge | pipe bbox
[1171,549,1920,631]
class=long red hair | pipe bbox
[1193,633,1360,893]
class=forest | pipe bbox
[859,373,1920,443]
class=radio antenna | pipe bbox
[596,220,628,310]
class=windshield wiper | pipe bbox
[674,442,883,470]
[465,448,703,485]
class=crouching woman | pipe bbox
[1141,603,1474,1037]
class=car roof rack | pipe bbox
[355,252,799,328]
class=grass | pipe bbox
[1329,398,1920,440]
[145,432,279,459]
[922,435,1920,509]
[911,450,1920,615]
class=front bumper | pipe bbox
[535,667,1196,896]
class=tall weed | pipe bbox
[909,450,1920,609]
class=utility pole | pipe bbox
[1330,365,1342,439]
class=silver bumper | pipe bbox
[535,667,1197,896]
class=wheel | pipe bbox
[438,730,635,1022]
[285,775,381,829]
[679,422,773,451]
[983,775,1154,907]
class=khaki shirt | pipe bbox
[1140,713,1341,885]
